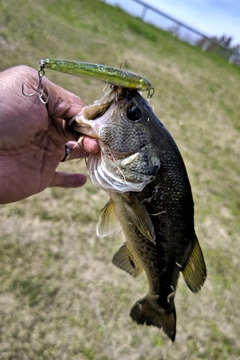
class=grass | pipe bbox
[1,0,240,358]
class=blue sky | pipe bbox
[144,0,240,46]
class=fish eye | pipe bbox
[126,104,142,122]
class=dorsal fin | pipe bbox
[182,236,207,293]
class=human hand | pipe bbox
[0,65,99,204]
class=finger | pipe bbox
[43,78,86,120]
[82,137,100,154]
[9,66,86,142]
[65,138,100,161]
[49,171,87,188]
[9,65,85,120]
[43,75,88,143]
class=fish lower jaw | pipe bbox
[69,112,99,138]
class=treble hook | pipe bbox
[147,86,155,100]
[22,62,49,104]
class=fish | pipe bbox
[70,87,207,341]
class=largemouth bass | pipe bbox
[70,87,207,341]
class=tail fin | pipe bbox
[130,295,176,342]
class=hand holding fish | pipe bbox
[0,66,99,204]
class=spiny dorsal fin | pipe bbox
[182,236,207,293]
[112,243,143,277]
[123,193,156,243]
[97,199,119,238]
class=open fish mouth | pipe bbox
[69,107,111,139]
[69,88,115,138]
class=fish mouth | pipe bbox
[69,87,135,138]
[69,90,115,138]
[73,121,98,138]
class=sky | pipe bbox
[143,0,240,46]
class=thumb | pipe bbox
[49,171,87,188]
[44,76,86,121]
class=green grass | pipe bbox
[1,0,240,359]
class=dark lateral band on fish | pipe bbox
[39,59,155,97]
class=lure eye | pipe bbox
[126,104,142,122]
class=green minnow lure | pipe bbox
[40,59,154,97]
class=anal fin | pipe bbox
[112,243,143,277]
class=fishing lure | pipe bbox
[40,59,155,98]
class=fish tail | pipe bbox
[130,295,176,342]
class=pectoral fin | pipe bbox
[97,199,120,237]
[182,236,207,293]
[112,243,143,277]
[123,193,156,243]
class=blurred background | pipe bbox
[0,0,240,359]
[104,0,240,63]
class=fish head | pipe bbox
[71,87,162,192]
